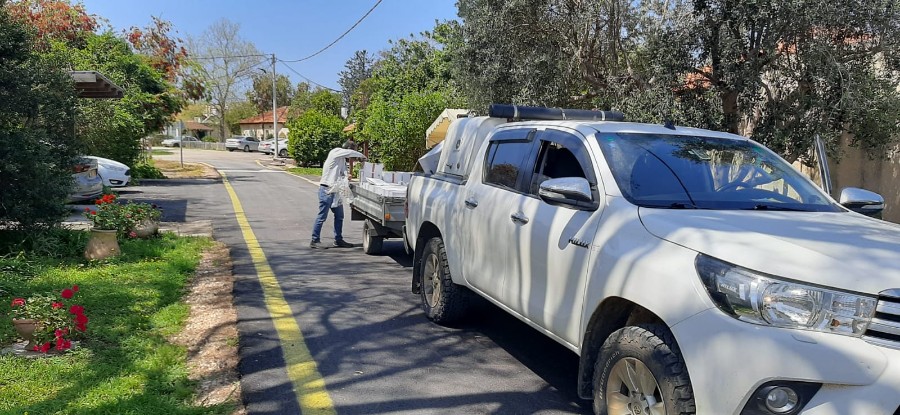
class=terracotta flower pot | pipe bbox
[84,228,121,260]
[12,319,40,350]
[133,220,159,238]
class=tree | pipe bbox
[310,88,342,117]
[291,81,313,111]
[4,0,97,49]
[286,110,345,166]
[224,101,258,134]
[357,23,463,168]
[125,15,205,101]
[0,2,79,230]
[338,49,374,111]
[247,72,294,113]
[188,19,263,140]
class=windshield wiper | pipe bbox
[642,202,700,209]
[744,204,809,212]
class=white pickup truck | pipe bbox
[404,104,900,415]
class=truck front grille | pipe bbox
[863,290,900,350]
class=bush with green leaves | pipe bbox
[0,5,80,231]
[287,109,346,166]
[131,162,166,179]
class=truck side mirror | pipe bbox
[839,187,884,218]
[539,177,597,210]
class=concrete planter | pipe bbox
[84,229,120,260]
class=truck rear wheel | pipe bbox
[419,237,469,324]
[593,324,695,415]
[362,219,384,255]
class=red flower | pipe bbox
[90,210,97,215]
[55,338,71,351]
[72,285,79,292]
[75,322,87,332]
[75,314,88,325]
[128,231,137,238]
[36,342,51,353]
[54,328,68,338]
[52,302,64,309]
[10,298,25,307]
[84,207,90,212]
[69,305,85,315]
[61,289,74,299]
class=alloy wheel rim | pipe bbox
[422,253,441,307]
[606,357,666,415]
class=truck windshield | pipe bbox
[596,133,842,212]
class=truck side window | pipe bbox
[529,141,588,195]
[484,141,533,191]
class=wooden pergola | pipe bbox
[70,71,124,99]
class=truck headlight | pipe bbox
[695,254,876,336]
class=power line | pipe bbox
[280,0,383,63]
[192,54,269,60]
[278,60,342,92]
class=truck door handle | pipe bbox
[510,213,529,224]
[465,199,478,208]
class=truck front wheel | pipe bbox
[419,237,469,324]
[593,325,695,415]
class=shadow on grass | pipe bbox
[0,231,235,415]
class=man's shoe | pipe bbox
[333,240,354,248]
[310,241,324,249]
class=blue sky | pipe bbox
[80,0,459,91]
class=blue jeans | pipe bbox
[311,185,344,242]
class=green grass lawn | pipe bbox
[287,166,323,177]
[151,149,173,156]
[0,233,234,415]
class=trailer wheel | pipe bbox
[419,237,469,324]
[362,219,384,255]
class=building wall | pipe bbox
[828,137,900,223]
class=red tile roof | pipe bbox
[239,106,290,125]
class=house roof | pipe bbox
[239,106,290,125]
[183,121,213,131]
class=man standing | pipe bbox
[310,140,366,249]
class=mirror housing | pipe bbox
[539,177,597,210]
[839,187,884,218]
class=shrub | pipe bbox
[287,109,346,167]
[131,162,166,179]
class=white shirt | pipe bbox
[319,148,365,187]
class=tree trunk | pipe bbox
[721,90,740,134]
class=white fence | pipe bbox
[181,142,226,151]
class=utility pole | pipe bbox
[271,54,279,159]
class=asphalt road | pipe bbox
[150,148,592,415]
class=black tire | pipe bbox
[362,220,384,255]
[173,143,179,148]
[279,148,288,158]
[593,324,695,415]
[227,148,235,152]
[243,145,250,152]
[418,237,469,324]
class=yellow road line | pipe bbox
[221,172,336,415]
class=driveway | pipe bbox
[143,148,592,414]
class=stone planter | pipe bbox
[133,220,159,238]
[84,228,121,260]
[12,319,39,350]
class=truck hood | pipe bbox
[638,209,900,295]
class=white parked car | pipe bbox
[85,156,130,187]
[225,136,260,152]
[68,157,103,202]
[161,136,200,147]
[405,104,899,415]
[259,139,288,157]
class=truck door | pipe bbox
[461,128,537,301]
[504,128,603,346]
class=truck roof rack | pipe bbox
[488,104,625,122]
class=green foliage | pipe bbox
[0,234,234,414]
[247,73,294,113]
[310,89,343,117]
[286,109,346,166]
[131,162,166,179]
[290,81,313,111]
[223,100,257,134]
[338,50,374,110]
[287,167,324,177]
[364,91,449,171]
[51,32,185,167]
[0,4,79,230]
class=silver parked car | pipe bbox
[225,136,260,152]
[68,157,103,202]
[259,139,288,157]
[161,135,200,147]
